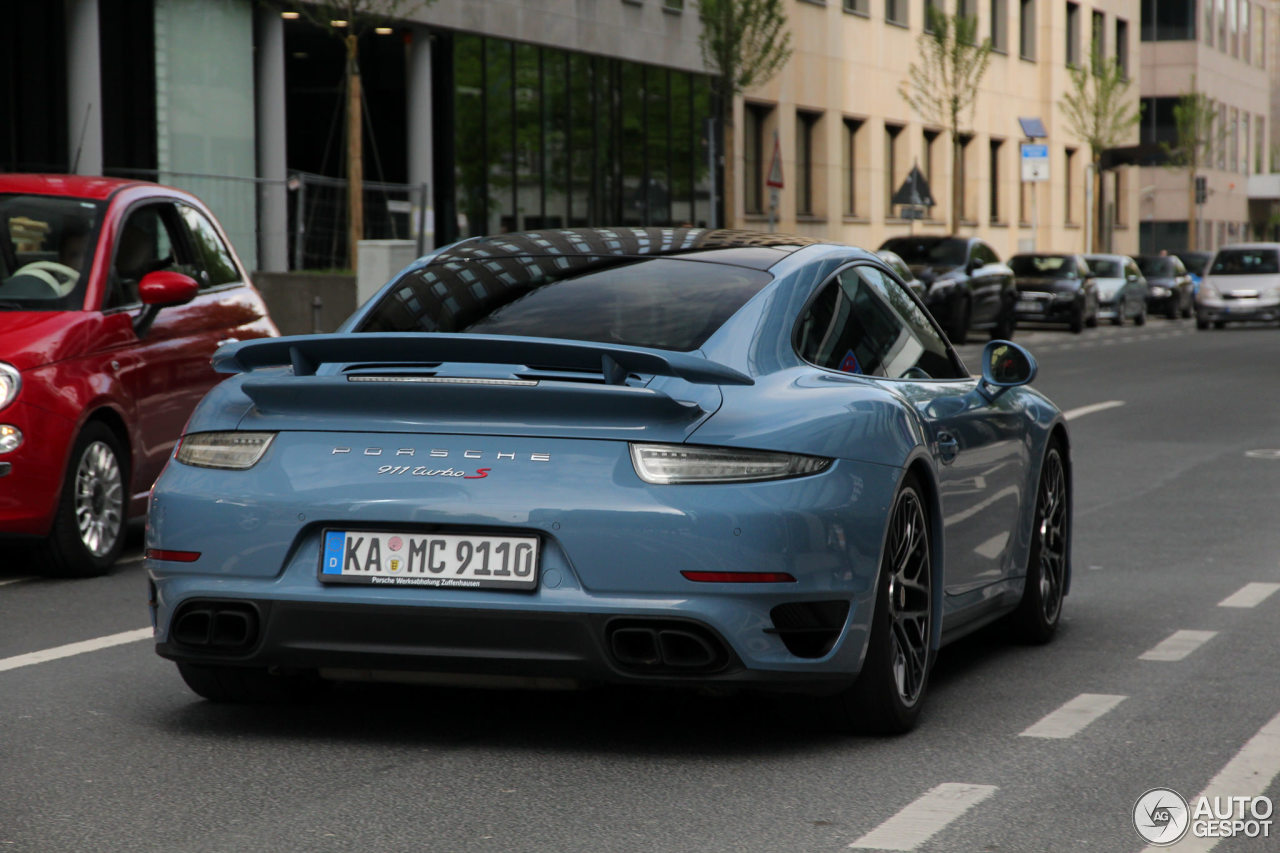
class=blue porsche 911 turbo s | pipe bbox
[146,227,1071,733]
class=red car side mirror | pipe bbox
[138,271,199,307]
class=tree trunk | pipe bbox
[1186,168,1197,251]
[721,102,736,230]
[950,132,962,234]
[1091,161,1103,252]
[346,34,364,271]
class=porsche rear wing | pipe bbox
[212,333,753,387]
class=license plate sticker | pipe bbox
[321,530,539,590]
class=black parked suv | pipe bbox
[877,235,1017,344]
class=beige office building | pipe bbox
[1139,0,1270,254]
[733,0,1143,259]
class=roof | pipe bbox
[0,173,153,201]
[436,227,821,271]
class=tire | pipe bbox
[948,300,970,345]
[1069,305,1085,334]
[990,302,1016,340]
[1084,304,1099,328]
[1196,315,1209,330]
[830,475,933,734]
[1166,301,1179,320]
[1010,443,1068,644]
[177,663,325,703]
[41,422,128,577]
[1213,320,1226,329]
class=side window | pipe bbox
[795,265,963,380]
[105,203,192,309]
[179,205,241,288]
[976,242,998,266]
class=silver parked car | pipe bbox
[1196,243,1280,329]
[1084,254,1148,326]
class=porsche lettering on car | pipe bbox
[146,227,1072,734]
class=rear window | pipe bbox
[357,255,772,352]
[1009,255,1078,278]
[1209,248,1280,276]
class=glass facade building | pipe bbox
[445,34,714,244]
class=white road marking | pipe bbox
[1019,693,1127,739]
[0,628,152,674]
[1062,400,1125,420]
[1140,709,1280,853]
[1139,630,1218,662]
[1218,582,1280,608]
[849,783,998,851]
[0,577,34,587]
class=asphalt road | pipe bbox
[3,317,1279,852]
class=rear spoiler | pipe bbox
[212,333,753,386]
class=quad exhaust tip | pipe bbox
[171,601,260,653]
[607,621,728,673]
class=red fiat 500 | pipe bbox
[0,175,278,576]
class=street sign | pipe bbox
[766,130,784,189]
[891,165,935,207]
[1021,143,1049,182]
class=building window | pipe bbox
[1066,3,1081,66]
[1141,0,1196,41]
[744,103,772,215]
[885,123,904,217]
[662,0,684,11]
[1217,0,1226,52]
[1243,113,1251,175]
[1116,19,1129,77]
[1230,108,1239,172]
[1140,96,1179,147]
[1092,10,1105,61]
[989,139,1003,223]
[1228,0,1238,56]
[887,0,907,26]
[1257,116,1266,174]
[959,134,974,221]
[924,0,940,32]
[796,111,820,216]
[843,117,865,216]
[843,0,869,14]
[1019,0,1035,59]
[990,0,1007,51]
[1065,147,1077,224]
[1241,1,1251,62]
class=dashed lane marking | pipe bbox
[1138,630,1218,662]
[1019,693,1127,739]
[1218,582,1280,608]
[848,783,998,851]
[0,628,152,674]
[1140,709,1280,853]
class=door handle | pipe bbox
[937,431,959,464]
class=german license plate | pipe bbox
[1016,300,1043,312]
[320,530,539,590]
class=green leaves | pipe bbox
[1058,44,1141,164]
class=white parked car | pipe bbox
[1196,243,1280,329]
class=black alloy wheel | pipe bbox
[833,475,933,734]
[1011,443,1068,644]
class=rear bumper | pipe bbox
[153,598,851,692]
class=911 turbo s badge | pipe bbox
[376,465,490,479]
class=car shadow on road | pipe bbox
[149,618,1055,756]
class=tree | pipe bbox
[285,0,428,268]
[697,0,793,229]
[899,5,993,234]
[1162,81,1222,251]
[1058,43,1142,251]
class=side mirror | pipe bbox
[134,271,198,338]
[138,271,198,307]
[979,340,1037,401]
[966,258,980,275]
